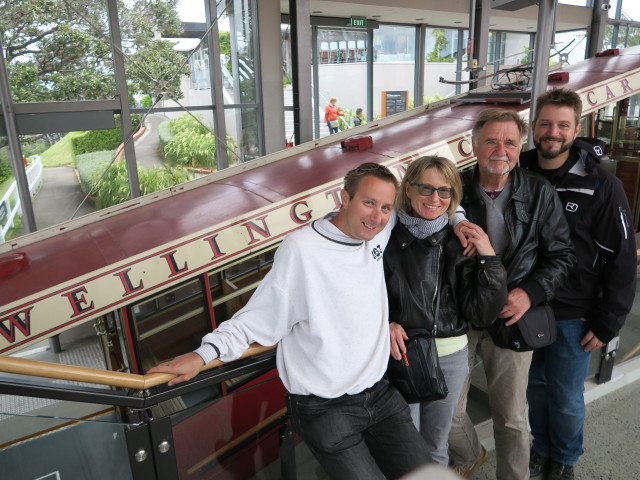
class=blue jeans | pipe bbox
[286,378,430,479]
[410,345,469,465]
[527,319,592,466]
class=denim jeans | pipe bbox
[286,378,430,480]
[410,345,469,466]
[527,319,592,466]
[327,121,339,134]
[449,328,532,480]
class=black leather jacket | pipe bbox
[520,139,637,342]
[460,166,576,308]
[384,223,508,337]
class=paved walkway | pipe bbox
[32,166,95,228]
[471,365,640,479]
[26,114,169,232]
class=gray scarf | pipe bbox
[398,209,448,239]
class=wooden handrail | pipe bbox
[0,344,277,390]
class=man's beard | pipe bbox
[534,137,571,159]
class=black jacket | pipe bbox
[460,166,576,309]
[384,223,507,336]
[520,138,637,343]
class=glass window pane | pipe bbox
[317,28,369,136]
[620,0,640,21]
[130,278,210,369]
[219,0,258,105]
[4,2,116,103]
[499,33,531,69]
[555,30,588,64]
[225,107,259,163]
[425,28,470,99]
[374,25,415,118]
[210,250,275,323]
[628,27,640,47]
[558,0,588,6]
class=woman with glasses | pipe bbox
[384,156,507,466]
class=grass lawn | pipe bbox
[39,132,83,167]
[0,177,13,198]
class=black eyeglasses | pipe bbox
[410,183,453,199]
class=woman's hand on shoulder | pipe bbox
[459,224,495,256]
[468,226,496,256]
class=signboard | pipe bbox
[350,17,367,28]
[382,91,408,117]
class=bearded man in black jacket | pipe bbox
[520,88,637,480]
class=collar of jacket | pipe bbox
[395,222,449,249]
[520,144,600,191]
[464,164,528,205]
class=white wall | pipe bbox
[318,62,467,118]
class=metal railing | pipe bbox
[0,156,43,242]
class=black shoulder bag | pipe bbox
[386,292,448,403]
[487,304,556,352]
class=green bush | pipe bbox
[139,166,191,196]
[93,161,130,208]
[164,129,218,169]
[21,138,49,157]
[73,114,141,155]
[0,159,12,184]
[140,95,153,108]
[76,151,114,194]
[92,161,191,209]
[157,120,174,150]
[162,113,237,170]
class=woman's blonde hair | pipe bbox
[396,156,462,218]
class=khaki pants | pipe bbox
[449,329,533,480]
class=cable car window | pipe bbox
[130,278,211,370]
[210,249,276,324]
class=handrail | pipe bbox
[0,343,277,390]
[0,156,43,242]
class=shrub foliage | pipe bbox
[163,114,237,170]
[73,114,141,155]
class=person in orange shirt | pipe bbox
[324,97,344,134]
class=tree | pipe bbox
[0,0,188,104]
[427,29,453,63]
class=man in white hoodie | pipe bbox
[148,162,430,480]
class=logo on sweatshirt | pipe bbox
[593,146,603,156]
[566,202,578,213]
[371,245,383,261]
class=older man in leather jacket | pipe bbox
[448,109,576,479]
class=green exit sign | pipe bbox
[351,17,367,28]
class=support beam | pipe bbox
[0,36,37,234]
[471,0,491,88]
[206,0,229,169]
[587,0,610,58]
[414,25,427,107]
[529,0,557,145]
[106,0,141,199]
[289,0,313,144]
[257,0,286,154]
